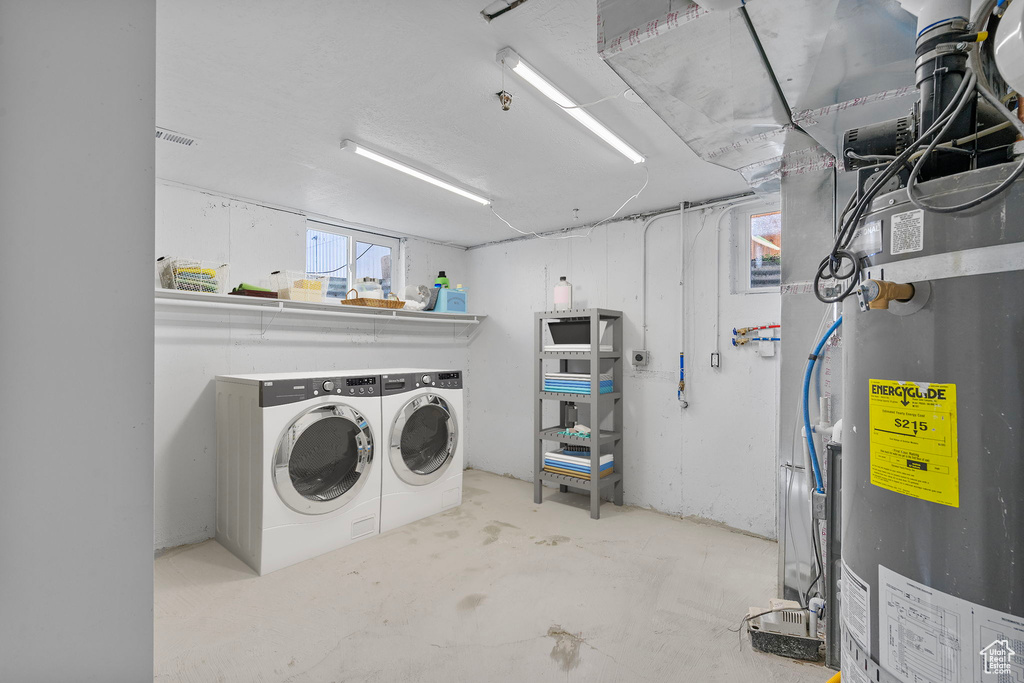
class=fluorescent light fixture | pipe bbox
[340,140,490,205]
[496,47,645,164]
[752,235,781,251]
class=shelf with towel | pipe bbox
[154,289,486,340]
[533,308,624,519]
[538,427,621,445]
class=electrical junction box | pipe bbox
[631,350,648,367]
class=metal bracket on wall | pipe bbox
[373,312,398,341]
[260,301,285,336]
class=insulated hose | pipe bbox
[804,317,843,493]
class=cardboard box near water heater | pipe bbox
[434,288,467,313]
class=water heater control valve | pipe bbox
[857,279,915,311]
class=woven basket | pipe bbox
[339,289,405,309]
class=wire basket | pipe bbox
[339,289,406,309]
[271,270,329,303]
[156,257,229,294]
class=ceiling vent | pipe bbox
[481,0,529,22]
[155,127,198,147]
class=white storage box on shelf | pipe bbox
[271,270,328,302]
[156,257,229,294]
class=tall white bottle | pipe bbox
[553,276,572,311]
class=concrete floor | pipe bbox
[155,470,827,682]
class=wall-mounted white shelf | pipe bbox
[154,289,485,340]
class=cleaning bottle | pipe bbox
[553,276,572,311]
[434,271,450,289]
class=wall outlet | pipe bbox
[631,349,648,367]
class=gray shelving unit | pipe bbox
[534,308,623,519]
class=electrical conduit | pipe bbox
[804,316,842,494]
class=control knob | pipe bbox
[322,380,335,392]
[422,374,432,384]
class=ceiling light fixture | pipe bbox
[340,140,490,206]
[496,47,645,164]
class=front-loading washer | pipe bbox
[215,370,382,575]
[380,369,464,532]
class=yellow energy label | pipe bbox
[868,379,958,507]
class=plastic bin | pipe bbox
[271,270,328,302]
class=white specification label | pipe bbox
[891,209,924,255]
[842,558,872,651]
[842,646,873,683]
[879,564,1024,682]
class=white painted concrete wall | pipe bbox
[154,183,470,550]
[464,202,782,537]
[0,1,155,680]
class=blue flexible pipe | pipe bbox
[804,317,843,494]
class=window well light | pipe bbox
[496,47,645,164]
[340,140,490,206]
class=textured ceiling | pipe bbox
[156,0,749,247]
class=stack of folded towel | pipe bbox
[543,450,614,480]
[173,266,220,293]
[543,372,613,395]
[326,277,349,299]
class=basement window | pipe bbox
[305,221,399,297]
[749,211,781,289]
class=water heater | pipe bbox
[840,163,1024,682]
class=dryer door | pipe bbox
[389,394,458,486]
[273,403,375,515]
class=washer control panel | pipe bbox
[259,375,379,407]
[382,370,463,395]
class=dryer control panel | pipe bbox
[259,375,380,407]
[382,370,463,395]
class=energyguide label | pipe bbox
[869,379,958,507]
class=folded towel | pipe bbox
[544,460,614,474]
[235,282,271,292]
[544,372,613,380]
[546,451,613,465]
[543,465,613,480]
[174,267,217,278]
[292,279,323,291]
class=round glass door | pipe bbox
[273,403,374,514]
[389,394,458,486]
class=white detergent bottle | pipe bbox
[553,276,572,311]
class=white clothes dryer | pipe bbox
[215,370,383,575]
[379,369,464,532]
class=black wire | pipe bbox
[309,243,377,275]
[813,69,979,304]
[806,515,825,602]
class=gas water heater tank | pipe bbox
[841,163,1024,683]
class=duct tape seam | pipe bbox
[598,5,710,58]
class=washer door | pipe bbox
[273,403,375,515]
[389,394,458,486]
